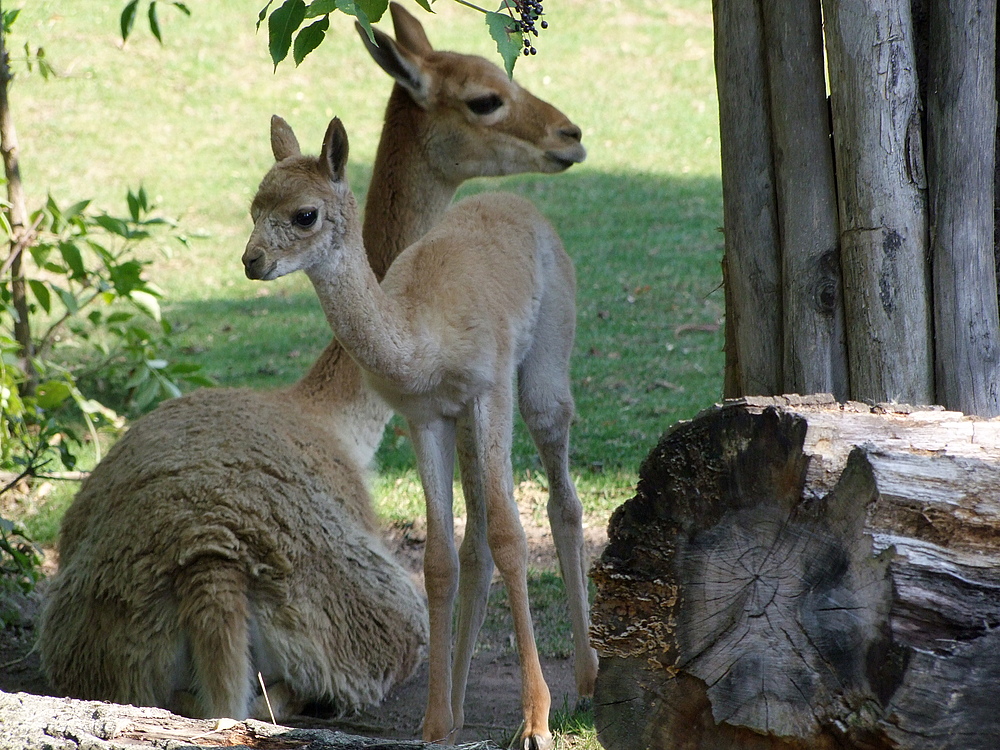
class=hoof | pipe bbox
[523,733,554,750]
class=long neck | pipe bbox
[363,85,460,282]
[307,215,414,387]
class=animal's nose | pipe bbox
[242,248,266,279]
[560,124,582,143]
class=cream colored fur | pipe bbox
[37,3,586,724]
[243,112,593,750]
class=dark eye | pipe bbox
[466,94,504,116]
[293,209,318,228]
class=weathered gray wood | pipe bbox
[820,0,933,405]
[592,396,1000,750]
[760,0,848,401]
[713,0,782,398]
[0,690,470,750]
[925,0,1000,416]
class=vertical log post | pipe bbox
[760,0,848,400]
[822,0,933,405]
[926,0,1000,416]
[713,0,782,398]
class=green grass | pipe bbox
[9,3,719,742]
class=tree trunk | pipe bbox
[592,395,1000,750]
[760,0,847,401]
[713,0,782,398]
[822,0,933,405]
[925,0,1000,416]
[0,3,37,395]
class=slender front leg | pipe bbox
[409,418,459,744]
[450,417,495,735]
[470,388,552,750]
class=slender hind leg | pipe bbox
[470,386,552,750]
[409,418,460,743]
[449,417,495,735]
[518,280,599,699]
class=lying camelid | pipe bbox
[38,3,587,723]
[244,115,589,749]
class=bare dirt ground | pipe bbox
[0,510,609,746]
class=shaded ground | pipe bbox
[0,512,608,746]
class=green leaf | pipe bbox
[27,280,50,313]
[485,11,520,79]
[63,199,91,223]
[172,2,191,16]
[110,260,145,295]
[94,214,132,238]
[130,289,161,322]
[148,1,163,43]
[293,15,329,65]
[268,0,307,67]
[305,0,337,17]
[120,0,139,41]
[337,0,374,44]
[36,380,72,410]
[53,286,80,315]
[257,0,276,30]
[412,0,433,12]
[59,241,87,279]
[355,0,388,23]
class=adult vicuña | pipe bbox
[243,114,590,749]
[38,3,588,724]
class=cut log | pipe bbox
[591,395,1000,750]
[0,689,456,750]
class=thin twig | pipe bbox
[0,214,42,278]
[257,671,277,725]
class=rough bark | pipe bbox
[592,395,1000,750]
[713,0,782,398]
[925,0,1000,416]
[0,690,462,750]
[760,0,848,401]
[820,0,933,405]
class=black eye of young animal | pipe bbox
[466,94,504,116]
[293,209,318,228]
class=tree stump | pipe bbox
[591,395,1000,750]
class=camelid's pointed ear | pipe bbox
[270,115,301,162]
[389,2,433,56]
[320,117,349,183]
[356,21,430,107]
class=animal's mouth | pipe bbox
[243,257,278,281]
[545,146,587,171]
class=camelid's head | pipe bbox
[243,116,358,281]
[360,2,586,181]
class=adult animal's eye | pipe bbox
[466,94,504,116]
[294,209,318,227]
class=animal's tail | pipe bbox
[174,557,253,719]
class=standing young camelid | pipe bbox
[244,115,587,750]
[37,3,588,724]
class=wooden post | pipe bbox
[926,0,1000,416]
[713,0,782,398]
[760,0,848,401]
[821,0,933,405]
[592,396,1000,750]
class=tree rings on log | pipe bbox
[591,395,1000,750]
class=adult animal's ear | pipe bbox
[389,2,433,56]
[356,21,430,108]
[320,117,349,183]
[270,115,301,162]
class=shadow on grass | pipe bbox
[163,168,724,475]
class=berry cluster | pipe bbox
[510,0,547,56]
